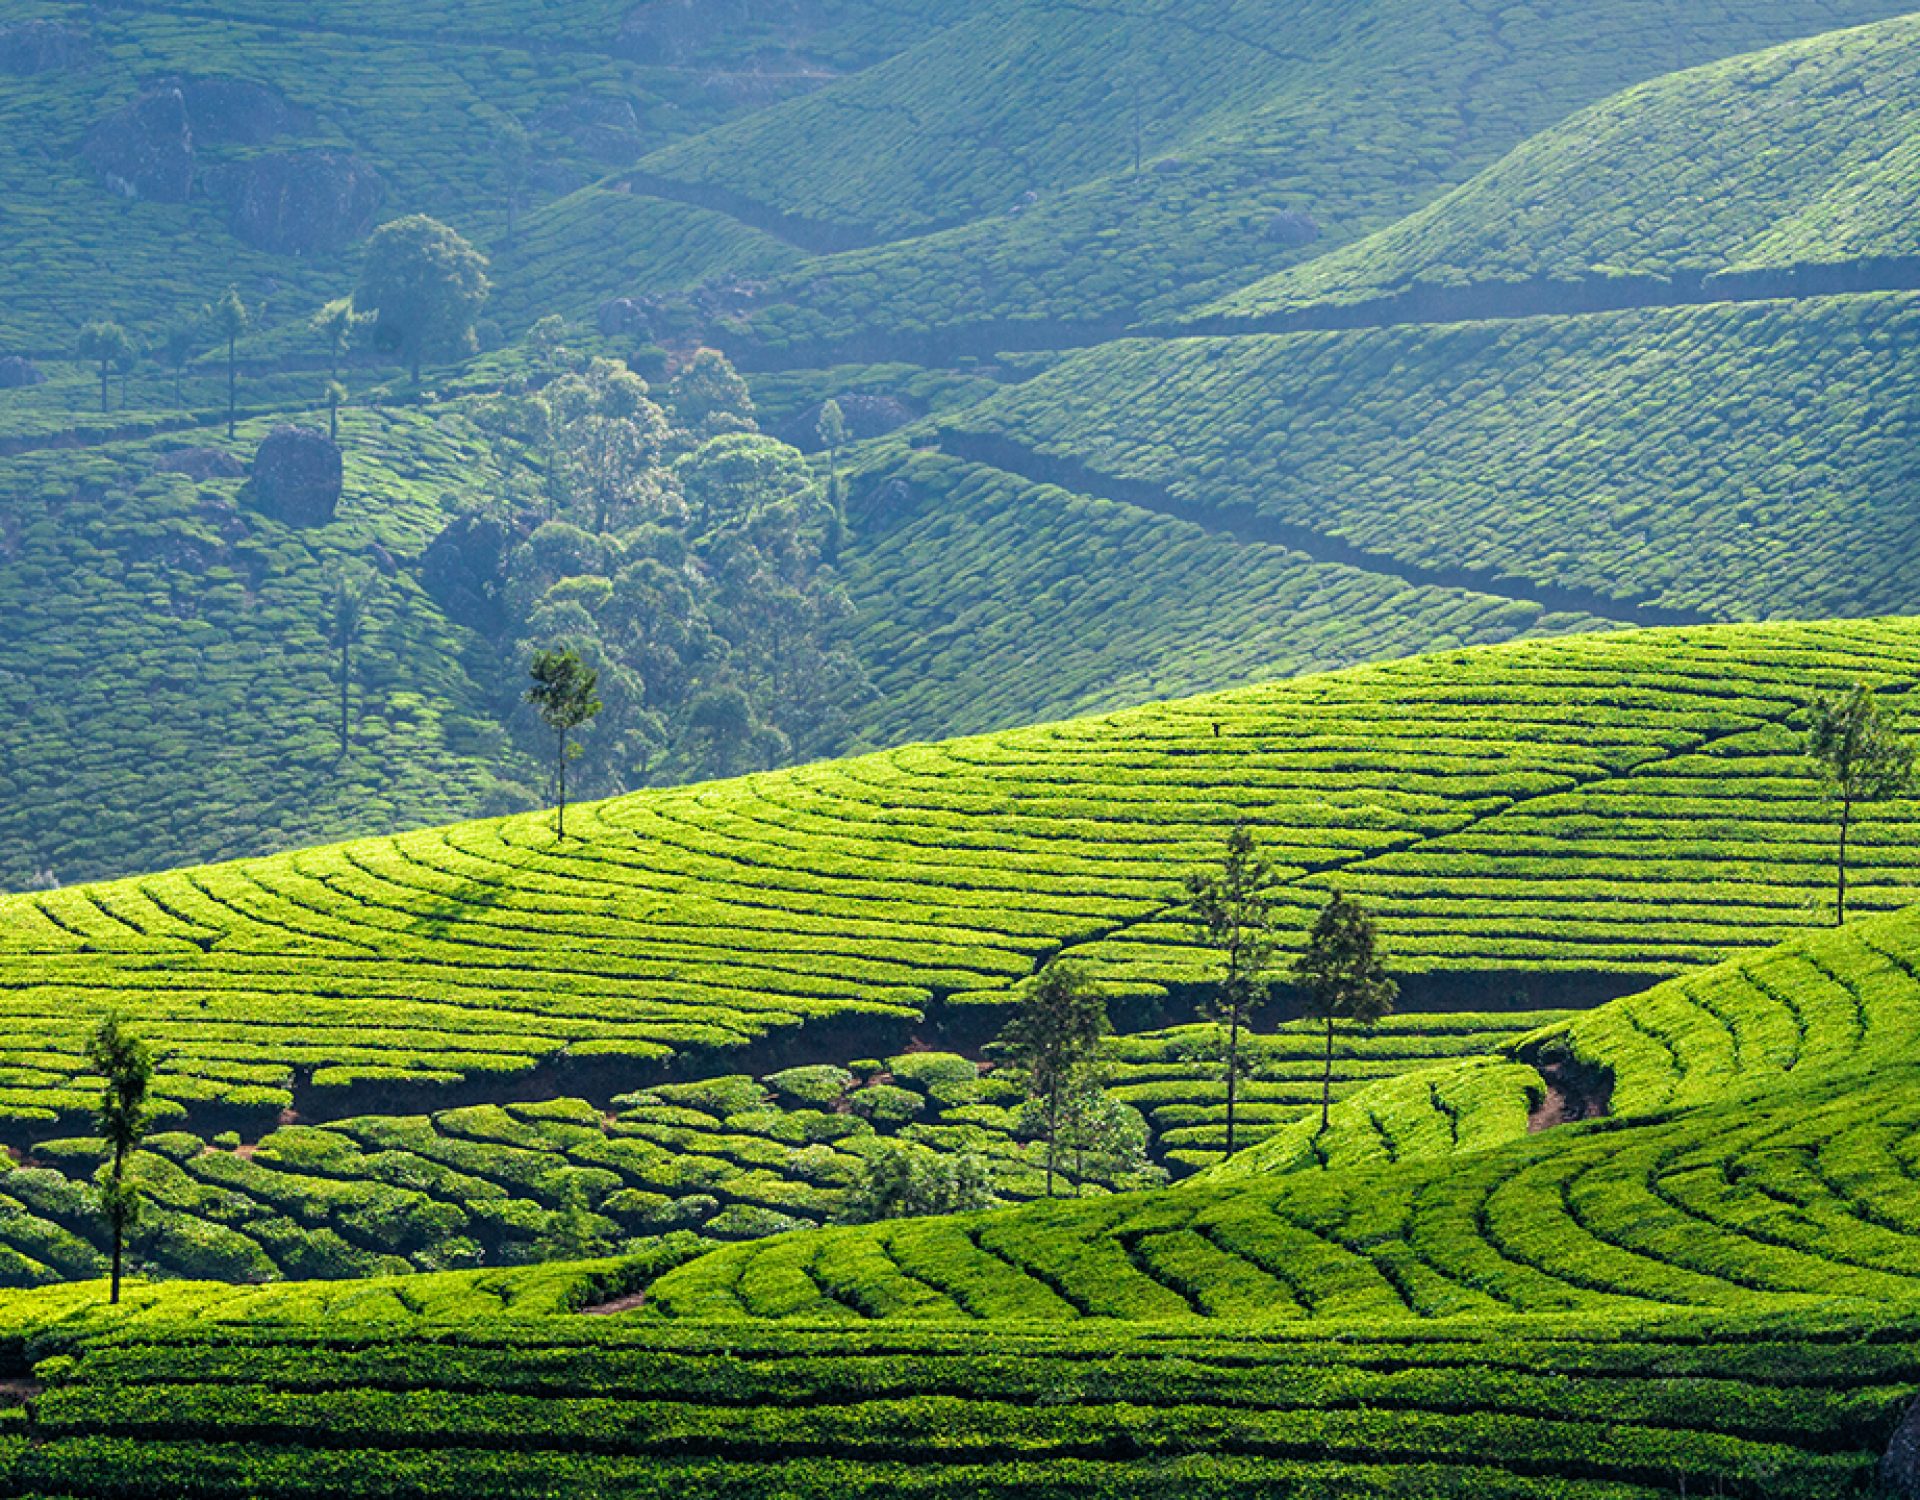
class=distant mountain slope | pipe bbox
[943,291,1920,624]
[3,619,1917,1135]
[1208,11,1920,323]
[628,0,1919,360]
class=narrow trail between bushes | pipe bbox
[935,429,1714,629]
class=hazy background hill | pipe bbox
[7,0,1920,889]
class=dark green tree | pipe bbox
[1293,890,1398,1135]
[161,323,197,407]
[526,647,602,840]
[86,1013,153,1305]
[76,320,132,414]
[835,1141,996,1224]
[1184,823,1280,1156]
[211,286,251,438]
[1054,1084,1161,1194]
[995,959,1109,1197]
[496,118,533,242]
[324,379,347,442]
[356,215,491,383]
[815,398,849,504]
[324,565,379,759]
[1806,683,1915,924]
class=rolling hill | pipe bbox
[4,877,1920,1495]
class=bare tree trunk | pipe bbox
[98,361,109,414]
[1836,796,1852,925]
[226,335,238,438]
[1225,1003,1241,1156]
[555,729,568,841]
[1045,1088,1058,1198]
[1320,1014,1335,1135]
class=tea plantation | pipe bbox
[4,906,1920,1495]
[1207,11,1920,321]
[947,290,1920,625]
[2,618,1917,1134]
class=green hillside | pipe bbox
[946,291,1920,624]
[0,1009,1575,1284]
[6,899,1920,1495]
[630,0,1916,359]
[1208,12,1920,323]
[4,618,1918,1128]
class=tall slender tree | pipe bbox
[324,565,379,759]
[1806,684,1915,924]
[995,959,1108,1197]
[311,298,359,382]
[1293,890,1398,1134]
[87,1014,152,1305]
[76,320,133,414]
[496,118,533,243]
[162,323,197,407]
[526,647,602,840]
[1184,823,1280,1156]
[211,286,250,438]
[815,398,849,504]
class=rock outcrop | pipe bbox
[82,87,195,202]
[170,76,301,145]
[250,427,343,526]
[0,356,45,389]
[1885,1396,1920,1497]
[205,150,384,255]
[422,514,512,633]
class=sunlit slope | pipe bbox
[948,293,1920,625]
[0,1013,1569,1286]
[1210,12,1920,322]
[7,1307,1918,1499]
[4,619,1919,1127]
[637,0,1915,356]
[647,901,1920,1326]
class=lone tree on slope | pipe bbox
[815,398,849,504]
[1293,889,1398,1135]
[1806,683,1914,925]
[87,1013,153,1305]
[1185,823,1280,1156]
[995,959,1109,1198]
[323,564,380,759]
[526,646,602,841]
[76,320,133,414]
[356,215,491,384]
[211,286,251,438]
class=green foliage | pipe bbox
[1293,890,1399,1131]
[525,645,602,838]
[355,215,491,381]
[835,1140,996,1223]
[1183,824,1282,1154]
[1805,682,1916,922]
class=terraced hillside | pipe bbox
[643,893,1920,1325]
[6,904,1920,1495]
[3,619,1918,1132]
[0,1010,1570,1284]
[1207,11,1920,324]
[939,289,1920,626]
[622,0,1917,362]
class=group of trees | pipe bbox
[74,284,248,434]
[70,212,489,441]
[471,344,868,811]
